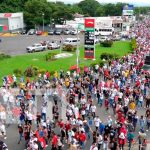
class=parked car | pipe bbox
[47,42,60,50]
[36,30,43,35]
[55,29,63,35]
[95,38,99,44]
[26,43,47,53]
[40,41,49,46]
[70,29,80,35]
[27,29,36,35]
[99,36,109,42]
[63,38,80,46]
[63,29,70,35]
[20,29,27,35]
[48,29,55,35]
[112,35,121,41]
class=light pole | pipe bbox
[42,13,44,32]
[76,26,79,69]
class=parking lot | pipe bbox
[0,34,84,55]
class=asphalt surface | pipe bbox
[0,34,84,56]
[0,92,150,150]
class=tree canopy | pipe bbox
[0,0,149,28]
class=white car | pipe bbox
[99,36,109,42]
[95,38,99,44]
[70,29,80,35]
[47,42,60,50]
[26,43,47,53]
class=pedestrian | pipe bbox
[18,124,24,144]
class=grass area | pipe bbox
[0,41,132,81]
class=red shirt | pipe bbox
[79,133,86,142]
[52,135,58,146]
[58,121,64,128]
[65,123,71,131]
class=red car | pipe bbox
[36,30,43,35]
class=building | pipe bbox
[65,16,123,32]
[0,12,24,32]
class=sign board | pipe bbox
[85,19,95,28]
[84,19,95,59]
[4,13,12,18]
[123,4,134,16]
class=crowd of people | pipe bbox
[0,18,150,150]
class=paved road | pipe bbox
[0,34,84,56]
[1,93,150,150]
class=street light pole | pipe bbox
[76,27,79,69]
[42,13,44,32]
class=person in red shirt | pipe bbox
[51,133,58,150]
[65,121,71,139]
[57,119,64,129]
[79,131,86,150]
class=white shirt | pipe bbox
[90,145,98,150]
[91,105,96,113]
[27,113,33,121]
[94,117,101,127]
[41,106,46,114]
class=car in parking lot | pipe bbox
[63,38,80,46]
[27,29,36,35]
[70,29,80,35]
[26,43,47,53]
[47,42,60,50]
[55,29,63,35]
[112,34,121,41]
[20,29,27,35]
[63,29,70,35]
[48,29,55,35]
[99,36,110,42]
[36,30,43,35]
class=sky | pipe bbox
[48,0,150,6]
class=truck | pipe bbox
[26,43,47,53]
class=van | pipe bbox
[63,38,80,46]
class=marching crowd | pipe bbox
[0,18,150,150]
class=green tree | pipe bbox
[95,4,105,16]
[78,0,100,16]
[24,0,52,27]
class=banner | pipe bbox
[123,4,134,16]
[84,19,95,59]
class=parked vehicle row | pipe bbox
[48,28,80,35]
[20,28,80,36]
[26,41,60,53]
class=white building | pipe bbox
[0,12,24,32]
[65,16,123,32]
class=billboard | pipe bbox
[84,19,95,59]
[123,4,134,16]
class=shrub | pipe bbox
[0,53,11,60]
[38,69,46,75]
[90,62,97,68]
[13,69,22,77]
[101,40,113,47]
[99,61,104,67]
[32,66,39,76]
[45,53,56,61]
[131,38,137,50]
[100,52,119,61]
[24,66,36,77]
[62,45,76,52]
[50,70,55,76]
